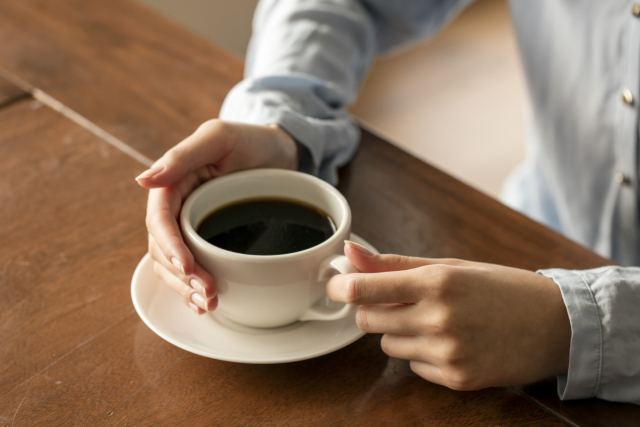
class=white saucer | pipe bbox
[131,233,378,364]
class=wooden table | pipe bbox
[0,0,638,425]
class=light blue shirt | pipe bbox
[219,0,640,404]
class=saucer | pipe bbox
[131,233,378,364]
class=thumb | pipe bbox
[344,240,433,273]
[135,120,235,189]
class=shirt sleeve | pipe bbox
[219,0,472,185]
[538,266,640,404]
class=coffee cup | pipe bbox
[180,169,360,328]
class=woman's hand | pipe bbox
[327,241,571,390]
[136,120,298,314]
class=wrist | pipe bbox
[541,276,572,376]
[268,124,298,171]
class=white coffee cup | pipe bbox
[180,169,360,328]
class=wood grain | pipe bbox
[0,75,28,108]
[0,0,244,161]
[0,0,638,424]
[0,102,566,426]
[518,379,640,427]
[0,100,148,424]
[341,130,612,271]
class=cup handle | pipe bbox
[298,254,360,322]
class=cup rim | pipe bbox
[180,169,351,263]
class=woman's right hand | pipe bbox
[136,119,299,314]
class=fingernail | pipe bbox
[188,302,200,314]
[135,163,166,181]
[171,257,185,275]
[191,293,208,311]
[345,240,374,256]
[190,278,206,298]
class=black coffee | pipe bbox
[196,198,336,255]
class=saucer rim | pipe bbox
[131,233,377,364]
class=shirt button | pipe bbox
[633,4,640,17]
[622,89,634,105]
[615,172,631,185]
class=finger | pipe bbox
[327,269,424,305]
[381,334,469,381]
[356,303,422,335]
[135,119,235,188]
[153,261,203,314]
[153,262,218,313]
[380,334,433,362]
[410,360,478,391]
[146,186,195,275]
[149,235,217,299]
[344,241,475,273]
[409,361,449,388]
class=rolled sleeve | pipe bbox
[539,266,640,404]
[219,76,360,185]
[219,0,471,184]
[538,268,602,400]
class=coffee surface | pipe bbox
[196,198,336,255]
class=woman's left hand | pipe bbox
[327,241,571,390]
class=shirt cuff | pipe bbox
[295,140,315,175]
[218,77,360,186]
[537,268,602,400]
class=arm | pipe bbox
[138,0,473,313]
[220,0,473,184]
[328,241,571,389]
[330,242,640,405]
